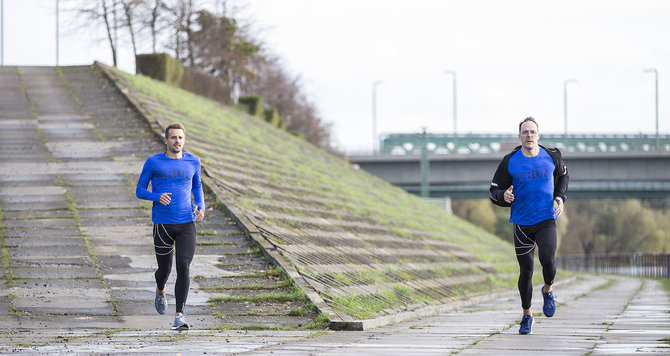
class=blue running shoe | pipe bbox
[519,314,533,334]
[171,314,190,331]
[155,292,168,315]
[542,286,556,317]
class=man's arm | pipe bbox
[490,158,512,207]
[136,159,160,202]
[554,151,569,203]
[192,159,205,221]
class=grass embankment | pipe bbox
[103,64,524,320]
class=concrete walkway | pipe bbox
[252,275,669,355]
[1,274,668,354]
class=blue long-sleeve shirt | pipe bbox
[507,148,556,225]
[136,152,205,224]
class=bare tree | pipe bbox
[145,0,164,53]
[119,0,145,71]
[161,0,200,62]
[183,0,196,66]
[66,0,120,67]
[101,0,118,67]
[240,54,332,149]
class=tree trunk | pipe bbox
[185,0,195,66]
[150,0,160,53]
[122,1,138,73]
[101,0,118,67]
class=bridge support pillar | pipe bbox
[420,129,430,198]
[444,196,452,214]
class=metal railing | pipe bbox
[556,253,670,279]
[378,133,670,155]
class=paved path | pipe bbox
[1,274,668,354]
[250,275,670,355]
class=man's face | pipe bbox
[164,128,185,154]
[518,121,540,150]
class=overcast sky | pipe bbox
[2,0,669,151]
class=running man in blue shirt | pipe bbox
[136,122,205,331]
[490,117,569,334]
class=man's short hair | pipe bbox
[165,123,185,139]
[519,117,539,133]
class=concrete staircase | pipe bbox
[0,65,318,332]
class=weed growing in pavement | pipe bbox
[195,241,236,246]
[240,325,291,331]
[305,331,330,338]
[196,230,218,236]
[123,172,135,186]
[659,278,670,305]
[0,207,12,288]
[305,313,330,329]
[159,335,190,342]
[96,328,127,335]
[241,247,262,255]
[201,280,290,291]
[208,290,304,304]
[593,278,616,291]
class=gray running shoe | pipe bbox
[155,292,168,315]
[171,314,190,331]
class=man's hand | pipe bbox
[159,192,172,205]
[504,185,514,203]
[194,207,205,221]
[554,197,564,218]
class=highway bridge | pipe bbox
[349,133,670,200]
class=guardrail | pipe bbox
[378,133,670,155]
[556,253,670,279]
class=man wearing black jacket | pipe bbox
[490,117,569,334]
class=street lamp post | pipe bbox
[644,68,659,151]
[56,0,59,66]
[445,70,457,135]
[420,127,429,198]
[563,79,577,137]
[372,80,383,153]
[1,0,4,66]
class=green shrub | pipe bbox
[237,96,264,118]
[136,53,184,87]
[277,115,286,130]
[263,108,280,127]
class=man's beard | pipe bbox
[168,145,182,154]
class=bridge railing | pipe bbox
[379,133,670,155]
[556,253,670,279]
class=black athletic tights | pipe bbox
[514,219,557,310]
[153,222,196,314]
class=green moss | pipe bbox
[393,285,437,305]
[330,293,391,320]
[333,273,352,284]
